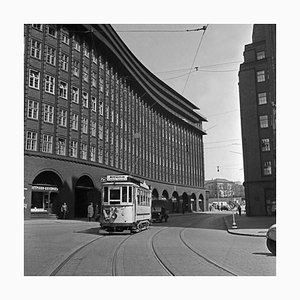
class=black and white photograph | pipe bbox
[2,0,298,299]
[23,22,276,277]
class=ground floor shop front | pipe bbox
[24,155,207,220]
[244,179,276,216]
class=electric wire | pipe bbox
[116,27,207,33]
[156,60,242,74]
[182,25,208,95]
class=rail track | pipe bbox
[50,217,239,276]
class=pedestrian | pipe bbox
[95,204,99,221]
[238,204,242,216]
[87,202,94,222]
[61,202,68,219]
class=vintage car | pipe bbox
[266,224,276,255]
[151,200,169,223]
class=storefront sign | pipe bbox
[32,186,58,192]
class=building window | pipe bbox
[258,92,267,105]
[83,65,89,82]
[71,113,78,130]
[91,145,96,161]
[43,104,54,123]
[29,69,40,89]
[82,117,88,134]
[105,128,109,143]
[45,45,56,66]
[30,39,41,59]
[263,161,272,175]
[99,101,103,115]
[42,134,53,153]
[61,53,69,72]
[257,51,265,60]
[26,131,37,151]
[91,96,96,112]
[58,109,67,127]
[91,120,96,137]
[92,71,97,87]
[72,86,79,103]
[257,70,265,82]
[70,141,78,157]
[47,25,57,38]
[80,143,88,160]
[45,75,55,94]
[74,39,80,52]
[72,59,80,77]
[262,138,271,151]
[260,115,269,128]
[82,91,88,108]
[27,100,39,120]
[59,81,68,99]
[92,51,98,64]
[61,30,69,45]
[83,43,89,57]
[99,77,104,93]
[99,124,103,140]
[32,24,42,31]
[98,148,103,163]
[57,138,66,155]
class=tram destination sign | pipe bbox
[106,175,129,181]
[32,186,58,192]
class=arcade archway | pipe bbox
[190,193,196,211]
[152,189,159,200]
[171,191,179,213]
[182,192,189,213]
[31,170,63,216]
[199,194,204,211]
[75,175,95,218]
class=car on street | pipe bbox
[266,224,276,255]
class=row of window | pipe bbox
[31,29,101,66]
[26,131,97,160]
[28,100,98,134]
[29,68,104,99]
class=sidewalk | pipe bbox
[223,213,276,237]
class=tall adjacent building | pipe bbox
[24,24,207,219]
[238,24,276,216]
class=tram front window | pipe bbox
[110,188,121,200]
[122,187,127,202]
[104,187,108,202]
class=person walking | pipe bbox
[238,204,242,216]
[87,202,94,222]
[61,202,68,219]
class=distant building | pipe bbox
[238,24,276,216]
[24,24,207,219]
[204,178,244,199]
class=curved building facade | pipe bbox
[24,24,207,219]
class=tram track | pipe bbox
[50,235,105,276]
[50,215,240,276]
[111,233,135,276]
[150,227,175,276]
[179,226,238,276]
[150,217,239,276]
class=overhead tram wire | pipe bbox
[156,60,242,75]
[115,27,208,33]
[182,25,208,95]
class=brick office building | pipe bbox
[238,24,276,216]
[24,24,207,219]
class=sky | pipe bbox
[113,24,253,183]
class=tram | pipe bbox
[100,175,152,233]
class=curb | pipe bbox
[223,216,266,237]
